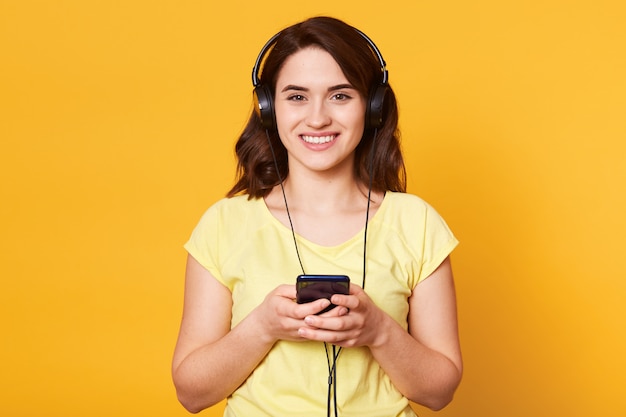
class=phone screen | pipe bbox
[296,275,350,311]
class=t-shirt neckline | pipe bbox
[258,191,391,250]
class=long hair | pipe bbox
[227,16,406,198]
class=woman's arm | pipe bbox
[297,256,462,410]
[172,254,332,413]
[373,256,462,409]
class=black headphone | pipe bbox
[251,27,389,131]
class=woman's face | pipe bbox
[273,46,366,177]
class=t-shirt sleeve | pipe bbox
[183,203,227,287]
[415,203,459,285]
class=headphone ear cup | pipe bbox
[366,84,388,129]
[253,85,276,130]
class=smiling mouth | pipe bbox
[300,135,336,144]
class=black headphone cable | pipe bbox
[266,130,306,275]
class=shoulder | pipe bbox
[192,195,266,232]
[382,191,434,216]
[378,192,454,235]
[379,192,458,282]
[202,194,260,216]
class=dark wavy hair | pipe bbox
[227,16,406,198]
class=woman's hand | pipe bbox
[295,284,389,348]
[172,256,354,413]
[252,284,340,344]
[295,258,462,410]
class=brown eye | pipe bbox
[331,93,351,101]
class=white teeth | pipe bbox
[301,135,335,144]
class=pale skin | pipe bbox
[172,47,462,413]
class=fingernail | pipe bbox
[304,316,314,325]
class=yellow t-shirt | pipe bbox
[184,191,458,417]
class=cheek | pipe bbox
[274,107,297,147]
[342,99,366,127]
[339,106,366,133]
[274,102,298,129]
[275,117,294,144]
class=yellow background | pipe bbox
[1,1,625,416]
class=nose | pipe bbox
[305,101,331,128]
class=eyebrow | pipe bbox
[280,83,356,93]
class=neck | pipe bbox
[263,166,384,249]
[280,170,367,213]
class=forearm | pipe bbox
[370,315,462,410]
[173,311,274,413]
[298,263,462,409]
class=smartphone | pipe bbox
[296,274,350,314]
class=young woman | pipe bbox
[172,16,462,417]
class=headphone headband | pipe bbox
[252,31,281,87]
[252,28,388,88]
[352,28,388,85]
